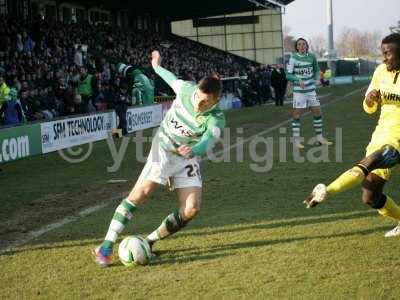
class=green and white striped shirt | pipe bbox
[286,52,320,94]
[154,66,225,156]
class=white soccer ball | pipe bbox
[118,236,152,266]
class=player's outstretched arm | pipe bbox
[151,50,162,68]
[151,50,183,94]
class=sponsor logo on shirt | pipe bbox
[170,117,199,138]
[382,91,400,102]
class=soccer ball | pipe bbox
[118,236,152,266]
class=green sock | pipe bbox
[100,198,136,255]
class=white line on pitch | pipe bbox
[0,202,113,254]
[211,88,363,157]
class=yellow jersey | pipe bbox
[0,82,10,106]
[364,64,400,148]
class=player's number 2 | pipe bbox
[185,164,200,177]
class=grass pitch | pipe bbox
[2,83,400,299]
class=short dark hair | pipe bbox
[198,76,222,98]
[382,33,400,58]
[294,38,309,52]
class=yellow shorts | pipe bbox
[365,135,400,181]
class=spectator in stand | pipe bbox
[37,87,54,119]
[247,66,261,106]
[260,65,272,103]
[0,17,257,124]
[19,89,34,121]
[16,34,24,53]
[0,88,23,125]
[271,65,288,106]
[114,81,131,136]
[62,87,79,116]
[238,80,257,107]
[0,74,10,108]
[78,66,97,113]
[74,45,83,67]
[21,80,30,91]
[87,55,97,74]
[102,82,115,109]
[23,32,35,54]
[101,61,111,83]
[93,83,108,111]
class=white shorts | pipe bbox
[293,91,320,109]
[137,138,202,189]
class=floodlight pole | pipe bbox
[327,0,336,74]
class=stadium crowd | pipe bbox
[0,16,284,126]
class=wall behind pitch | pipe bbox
[0,123,42,164]
[171,9,284,65]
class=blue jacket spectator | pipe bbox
[0,88,23,125]
[23,32,35,54]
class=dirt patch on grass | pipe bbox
[0,182,132,250]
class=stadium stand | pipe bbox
[0,17,257,124]
[0,0,293,126]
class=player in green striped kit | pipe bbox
[93,50,225,267]
[286,38,332,149]
[117,63,154,106]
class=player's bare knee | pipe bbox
[141,185,154,198]
[361,187,386,209]
[361,188,375,206]
[128,186,153,205]
[127,193,141,206]
[183,207,200,220]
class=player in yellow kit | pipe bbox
[304,33,400,237]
